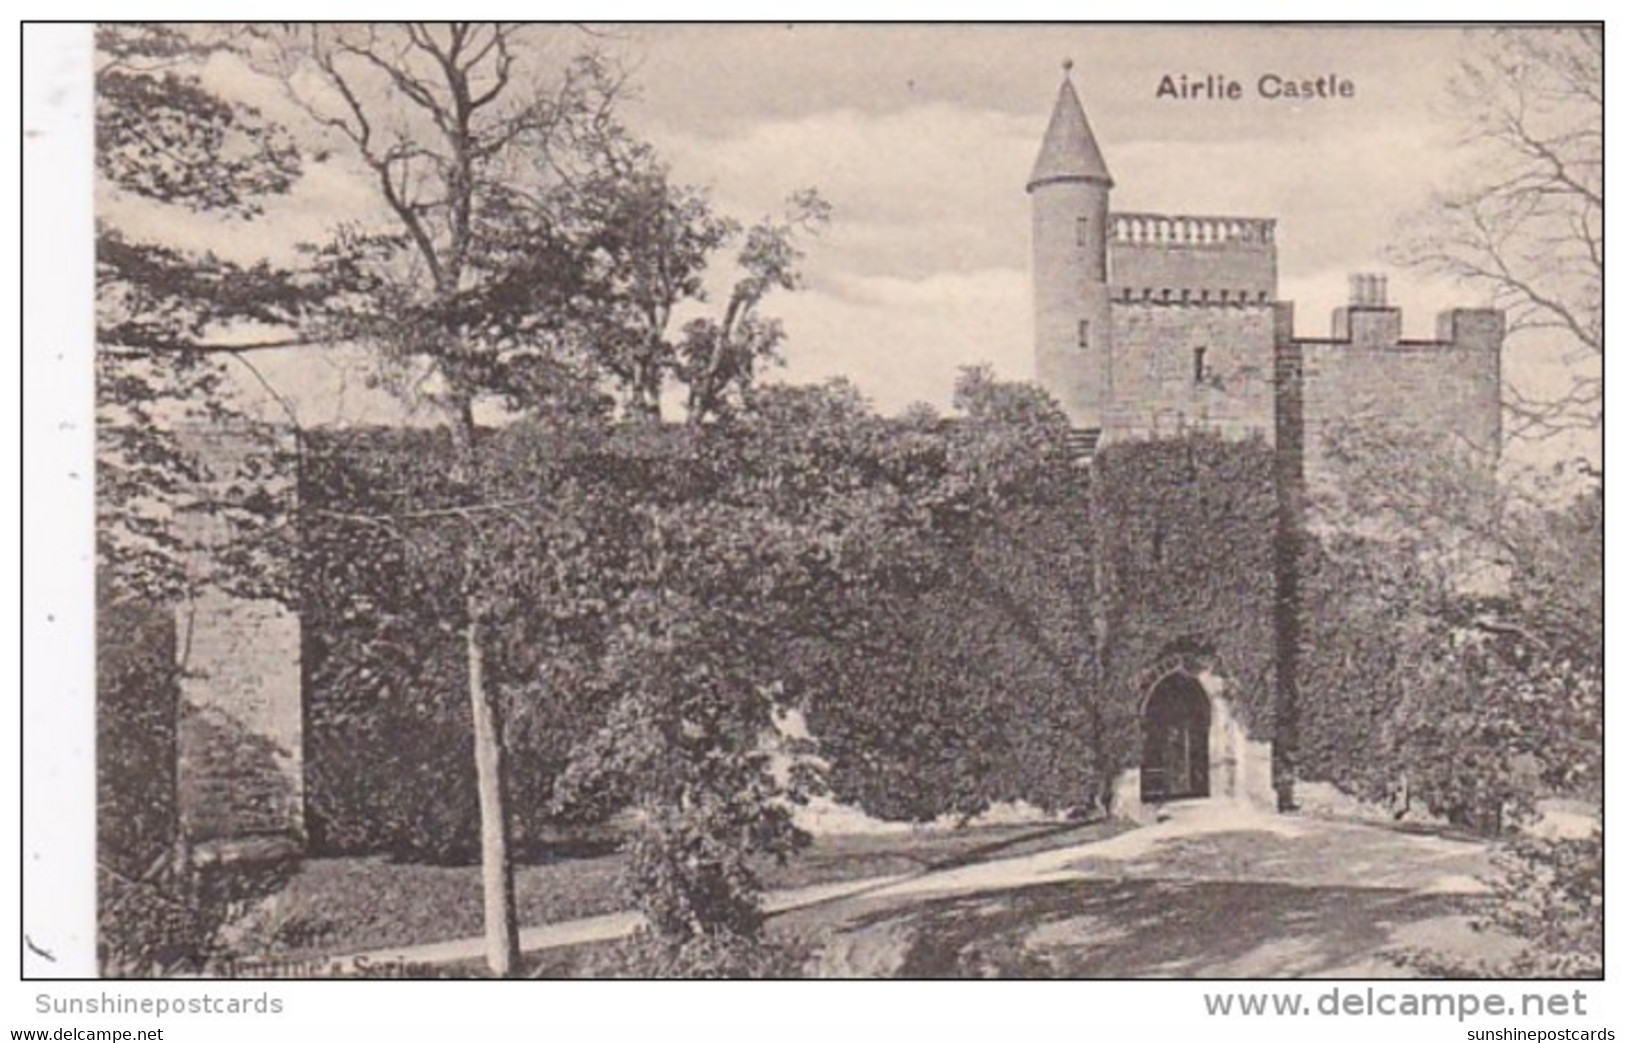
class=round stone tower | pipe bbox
[1028,61,1113,430]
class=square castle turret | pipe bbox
[1028,67,1504,473]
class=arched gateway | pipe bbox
[1140,672,1211,802]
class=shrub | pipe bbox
[1391,827,1601,979]
[1481,829,1602,977]
[97,604,180,878]
[98,858,294,977]
[99,869,224,978]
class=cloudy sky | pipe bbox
[102,24,1560,425]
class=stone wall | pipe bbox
[1103,301,1279,443]
[169,426,305,847]
[1032,179,1112,428]
[1293,306,1504,501]
[175,590,303,843]
[1107,677,1276,823]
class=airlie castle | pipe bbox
[1029,66,1501,458]
[1025,66,1500,811]
[102,68,1505,868]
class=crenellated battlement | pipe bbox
[1112,286,1275,306]
[1111,212,1276,248]
[1108,211,1279,315]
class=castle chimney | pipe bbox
[1334,272,1399,342]
[1347,272,1388,308]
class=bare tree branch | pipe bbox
[1392,28,1600,440]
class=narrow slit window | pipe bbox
[1077,319,1090,349]
[1076,216,1089,247]
[1193,346,1208,384]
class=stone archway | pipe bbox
[1141,672,1211,802]
[1110,661,1276,822]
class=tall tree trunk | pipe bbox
[1088,470,1114,813]
[466,601,520,976]
[451,399,521,977]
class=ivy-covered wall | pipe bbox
[287,425,1289,854]
[297,428,592,862]
[1291,536,1410,803]
[1091,433,1280,779]
[299,425,1111,839]
[805,492,1104,821]
[812,431,1284,820]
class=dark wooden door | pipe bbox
[1165,720,1194,795]
[1142,676,1211,802]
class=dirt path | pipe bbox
[327,801,1502,976]
[799,801,1507,978]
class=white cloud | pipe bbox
[766,268,1031,415]
[650,104,1035,279]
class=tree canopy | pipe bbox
[96,25,312,605]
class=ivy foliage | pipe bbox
[1091,432,1279,768]
[299,373,1095,844]
[300,392,1297,848]
[785,370,1107,822]
[1293,422,1601,830]
[804,492,1103,822]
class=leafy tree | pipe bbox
[255,23,651,975]
[541,132,830,422]
[1395,27,1600,439]
[96,24,308,605]
[1304,423,1599,823]
[95,23,310,975]
[257,23,830,974]
[1302,423,1599,975]
[296,421,686,866]
[673,190,831,424]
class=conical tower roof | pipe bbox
[1026,63,1113,192]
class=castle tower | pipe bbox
[1028,61,1113,430]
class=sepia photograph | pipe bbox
[55,21,1604,986]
